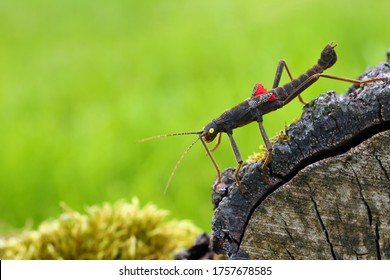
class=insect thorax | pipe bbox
[248,92,274,108]
[257,91,274,104]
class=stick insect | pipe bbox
[141,43,388,193]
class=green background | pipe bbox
[1,0,389,232]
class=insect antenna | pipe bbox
[137,131,203,143]
[164,136,201,194]
[137,130,203,193]
[138,130,222,193]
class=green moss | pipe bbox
[0,199,201,260]
[247,127,290,163]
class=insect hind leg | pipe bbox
[273,60,306,104]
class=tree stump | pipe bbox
[211,53,390,260]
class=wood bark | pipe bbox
[211,54,390,260]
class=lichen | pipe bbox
[0,198,201,260]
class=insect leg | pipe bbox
[199,136,222,190]
[273,60,306,104]
[273,60,293,87]
[281,73,322,106]
[257,118,273,174]
[227,132,244,192]
[282,73,388,106]
[209,132,222,152]
[314,74,388,85]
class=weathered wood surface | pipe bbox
[211,55,390,259]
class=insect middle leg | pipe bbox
[254,60,301,175]
[257,116,273,175]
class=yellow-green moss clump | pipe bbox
[0,199,201,260]
[247,128,289,163]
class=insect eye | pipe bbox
[208,128,215,134]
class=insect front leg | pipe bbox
[273,60,306,104]
[257,116,273,174]
[199,136,222,190]
[226,132,244,193]
[209,132,222,152]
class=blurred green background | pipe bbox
[1,0,389,233]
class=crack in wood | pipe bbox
[335,203,343,223]
[279,215,295,243]
[375,155,390,181]
[285,248,295,260]
[375,223,381,260]
[310,195,337,260]
[350,165,373,226]
[354,250,369,260]
[377,98,385,122]
[328,113,340,130]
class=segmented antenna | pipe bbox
[137,131,203,143]
[163,137,200,194]
[137,130,204,193]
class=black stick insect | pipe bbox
[140,43,388,193]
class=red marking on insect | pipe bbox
[253,83,267,96]
[253,83,275,102]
